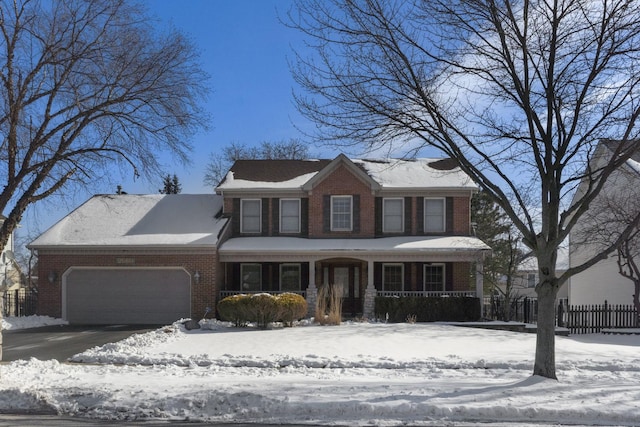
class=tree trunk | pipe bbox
[533,281,559,379]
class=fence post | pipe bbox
[557,300,564,328]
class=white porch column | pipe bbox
[306,260,317,318]
[363,260,377,319]
[476,260,484,318]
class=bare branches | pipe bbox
[289,0,640,378]
[0,0,209,251]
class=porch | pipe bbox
[218,235,489,318]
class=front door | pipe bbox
[322,262,362,317]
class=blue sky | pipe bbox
[144,0,315,193]
[21,0,324,239]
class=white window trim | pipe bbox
[280,198,301,234]
[241,199,261,234]
[241,263,262,291]
[424,197,446,233]
[382,263,404,291]
[331,195,353,231]
[280,263,302,291]
[383,197,404,233]
[423,263,446,291]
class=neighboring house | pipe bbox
[29,194,227,324]
[496,251,568,300]
[30,155,490,324]
[568,140,640,306]
[215,155,490,317]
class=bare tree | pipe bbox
[288,0,640,379]
[204,139,310,187]
[0,0,208,254]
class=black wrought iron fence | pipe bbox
[483,296,539,323]
[3,288,38,317]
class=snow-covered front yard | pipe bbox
[1,316,639,426]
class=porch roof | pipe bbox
[218,235,490,262]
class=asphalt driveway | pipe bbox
[2,324,161,362]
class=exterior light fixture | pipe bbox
[194,271,201,285]
[48,270,57,284]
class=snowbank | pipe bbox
[1,320,639,426]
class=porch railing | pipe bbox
[219,290,307,299]
[376,290,477,298]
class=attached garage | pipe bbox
[30,194,228,324]
[64,268,191,325]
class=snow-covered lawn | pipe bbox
[1,317,640,426]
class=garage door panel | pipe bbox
[66,268,191,325]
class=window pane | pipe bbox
[424,265,444,291]
[383,199,403,232]
[280,199,300,233]
[332,196,352,230]
[425,199,445,232]
[241,264,261,291]
[241,200,261,233]
[383,264,403,291]
[280,264,301,291]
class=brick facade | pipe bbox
[308,164,376,238]
[37,250,217,319]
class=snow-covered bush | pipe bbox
[216,293,307,328]
[249,293,282,329]
[217,294,252,327]
[278,293,308,327]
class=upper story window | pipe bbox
[424,198,445,233]
[383,263,404,291]
[280,199,301,233]
[424,264,445,292]
[241,199,261,233]
[383,198,404,233]
[527,273,537,288]
[331,195,352,231]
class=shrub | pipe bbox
[375,296,481,322]
[217,292,310,328]
[217,294,252,327]
[278,293,308,327]
[250,293,282,329]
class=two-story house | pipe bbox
[29,154,489,324]
[215,155,490,317]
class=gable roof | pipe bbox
[302,154,381,191]
[216,156,476,192]
[28,194,227,249]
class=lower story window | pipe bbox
[424,264,445,292]
[383,264,404,291]
[241,264,261,291]
[280,264,301,291]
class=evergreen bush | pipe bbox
[217,292,308,328]
[375,296,481,322]
[278,293,308,327]
[217,294,252,327]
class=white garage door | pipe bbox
[65,268,191,325]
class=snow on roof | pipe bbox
[216,157,477,191]
[29,194,227,249]
[354,158,476,189]
[219,235,490,255]
[219,171,319,190]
